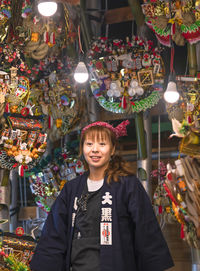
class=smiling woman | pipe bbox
[82,134,115,180]
[30,120,174,271]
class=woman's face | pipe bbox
[83,132,115,173]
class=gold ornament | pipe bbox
[31,32,39,42]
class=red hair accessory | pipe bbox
[81,120,130,138]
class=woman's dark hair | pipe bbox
[79,125,135,183]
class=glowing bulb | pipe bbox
[164,81,180,103]
[38,1,57,17]
[74,62,89,83]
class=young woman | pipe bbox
[30,120,174,271]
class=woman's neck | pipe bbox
[89,168,105,181]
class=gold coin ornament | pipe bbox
[87,36,165,114]
[142,0,200,46]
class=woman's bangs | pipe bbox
[84,126,111,142]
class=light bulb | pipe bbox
[164,81,180,103]
[74,62,89,83]
[38,1,57,17]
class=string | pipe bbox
[170,45,175,74]
[78,25,84,54]
[158,114,161,184]
[169,1,175,76]
[105,0,109,38]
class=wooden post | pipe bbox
[187,41,199,271]
[187,43,197,77]
[128,0,145,27]
[80,0,92,51]
[128,0,151,191]
[135,112,147,160]
[80,0,100,122]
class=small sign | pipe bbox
[100,222,112,245]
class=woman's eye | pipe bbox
[86,142,92,146]
[99,142,106,146]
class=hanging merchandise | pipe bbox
[166,76,200,157]
[152,157,200,249]
[142,0,200,47]
[19,2,78,64]
[0,0,11,45]
[31,70,84,142]
[0,76,47,176]
[0,231,35,271]
[87,36,165,114]
[0,0,78,84]
[29,147,85,213]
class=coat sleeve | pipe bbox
[30,184,70,271]
[127,176,174,271]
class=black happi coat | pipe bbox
[30,172,174,271]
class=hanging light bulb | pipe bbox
[38,0,58,17]
[164,29,179,103]
[74,62,89,83]
[164,80,179,103]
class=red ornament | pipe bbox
[21,107,29,117]
[16,226,24,236]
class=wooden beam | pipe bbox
[104,6,134,25]
[60,0,80,5]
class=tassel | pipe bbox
[180,223,185,239]
[44,31,49,44]
[5,103,9,113]
[121,96,127,109]
[48,115,53,128]
[18,165,24,177]
[50,32,55,44]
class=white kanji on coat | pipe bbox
[102,192,112,205]
[72,213,76,227]
[73,197,78,210]
[101,208,112,221]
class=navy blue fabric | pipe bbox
[30,172,174,271]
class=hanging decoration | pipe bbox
[152,157,200,249]
[166,76,200,157]
[88,36,164,114]
[29,146,85,213]
[142,0,200,47]
[0,231,35,271]
[0,76,47,176]
[31,70,84,142]
[0,0,78,84]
